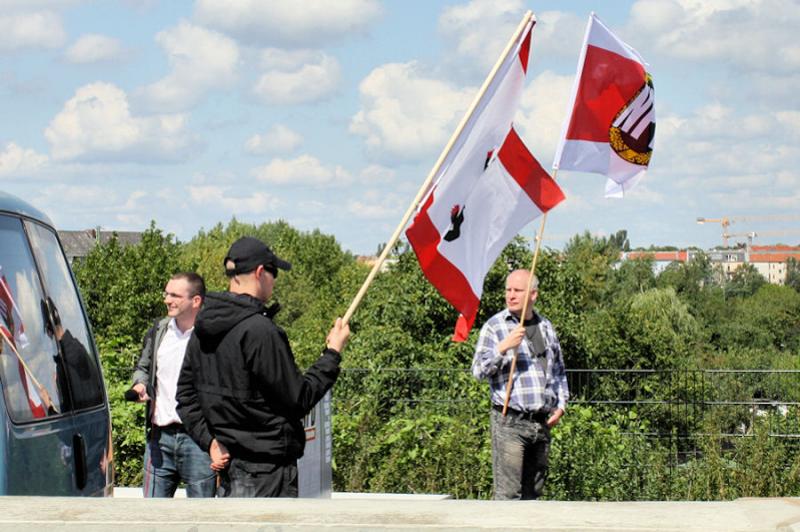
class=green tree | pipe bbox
[622,287,702,368]
[725,263,766,299]
[610,255,656,297]
[786,257,800,292]
[715,284,800,352]
[73,221,180,345]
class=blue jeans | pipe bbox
[490,407,550,500]
[143,425,216,497]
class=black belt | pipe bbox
[492,404,549,423]
[155,422,184,432]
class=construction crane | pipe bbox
[723,231,757,248]
[696,217,732,246]
[697,214,800,247]
[723,229,800,246]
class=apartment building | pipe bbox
[621,245,800,285]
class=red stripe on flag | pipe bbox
[406,192,480,340]
[566,44,646,142]
[499,127,565,211]
[518,23,532,74]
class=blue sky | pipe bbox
[1,0,798,255]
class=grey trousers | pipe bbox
[218,458,298,498]
[490,407,550,500]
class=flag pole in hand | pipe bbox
[501,170,556,415]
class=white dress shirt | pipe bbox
[153,318,193,427]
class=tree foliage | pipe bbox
[72,221,800,499]
[73,222,180,346]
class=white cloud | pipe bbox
[0,10,65,51]
[745,71,800,102]
[245,125,303,155]
[529,11,587,60]
[64,34,124,64]
[617,182,664,204]
[252,52,340,105]
[193,0,382,48]
[32,185,157,230]
[0,142,48,176]
[350,61,473,162]
[629,0,800,73]
[436,2,585,81]
[359,164,395,184]
[252,154,351,186]
[346,189,404,219]
[36,183,111,206]
[349,64,570,166]
[44,82,198,162]
[655,103,800,204]
[515,70,575,164]
[438,0,525,74]
[137,21,239,111]
[0,1,83,10]
[709,189,800,211]
[188,185,279,214]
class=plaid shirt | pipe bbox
[472,308,568,413]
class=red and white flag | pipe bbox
[0,268,46,418]
[553,13,655,198]
[0,268,28,349]
[406,16,565,341]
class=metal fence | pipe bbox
[107,365,800,438]
[333,367,800,439]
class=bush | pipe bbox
[547,406,672,500]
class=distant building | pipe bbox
[620,250,697,275]
[749,245,800,285]
[620,245,800,285]
[707,249,747,279]
[58,228,143,263]
[356,255,397,273]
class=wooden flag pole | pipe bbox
[501,169,557,415]
[0,326,56,413]
[342,11,534,326]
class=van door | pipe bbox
[0,214,74,494]
[25,220,112,496]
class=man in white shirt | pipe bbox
[131,272,216,497]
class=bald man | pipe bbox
[472,269,569,500]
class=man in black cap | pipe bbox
[176,236,350,497]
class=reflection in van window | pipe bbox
[0,216,63,421]
[26,221,104,411]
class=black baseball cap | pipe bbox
[224,236,292,276]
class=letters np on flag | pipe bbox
[553,12,655,198]
[405,14,565,341]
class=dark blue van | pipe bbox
[0,191,112,495]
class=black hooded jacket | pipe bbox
[176,291,341,462]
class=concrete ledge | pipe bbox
[112,487,452,500]
[1,496,800,531]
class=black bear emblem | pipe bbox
[443,204,465,242]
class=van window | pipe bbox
[25,221,104,411]
[0,215,64,421]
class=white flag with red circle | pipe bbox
[553,13,655,198]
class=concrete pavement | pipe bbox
[1,495,800,531]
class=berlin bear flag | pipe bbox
[553,13,655,198]
[406,15,565,341]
